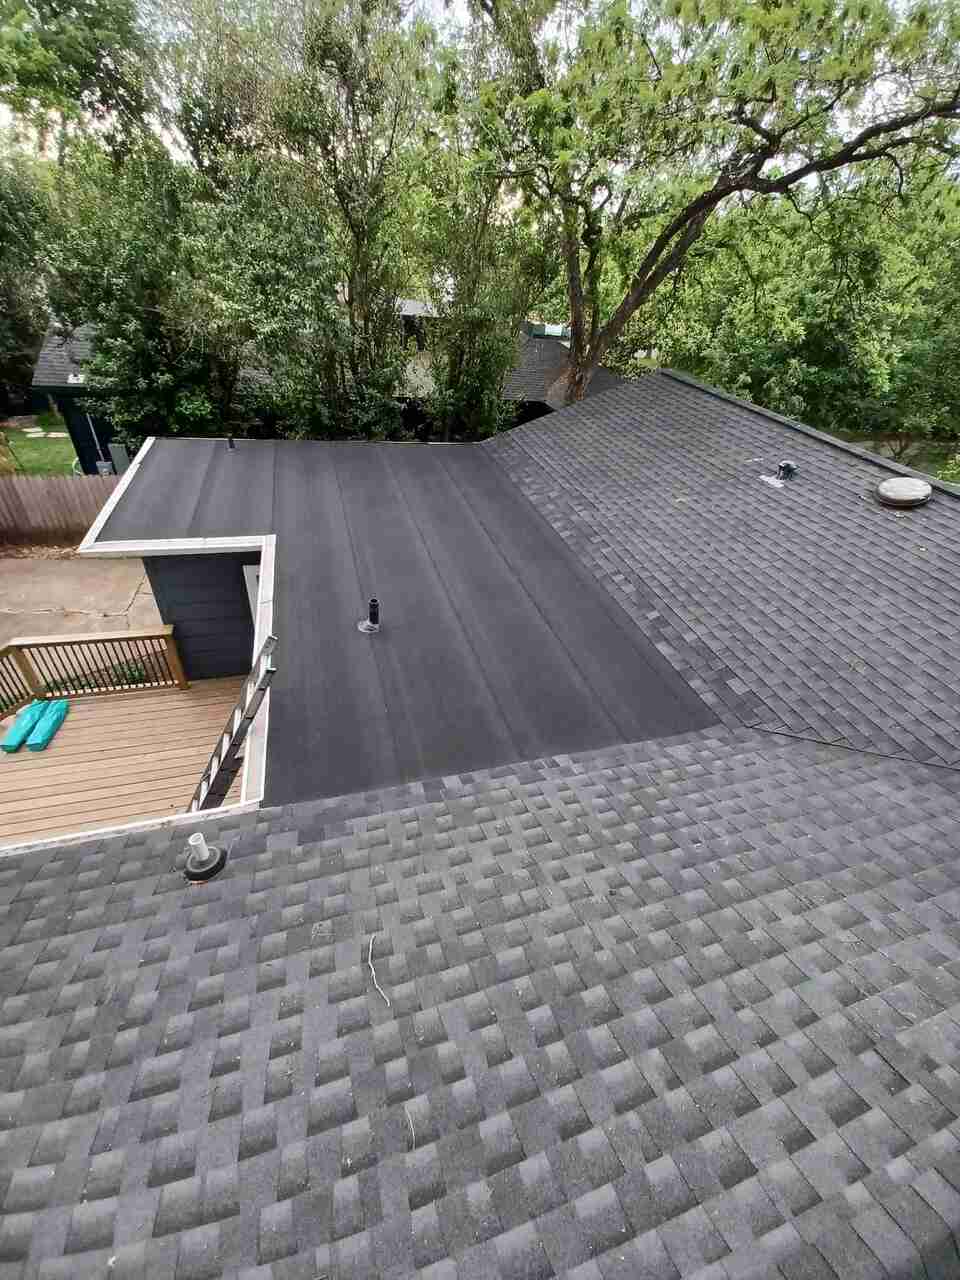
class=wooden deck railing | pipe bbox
[0,625,188,719]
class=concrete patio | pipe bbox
[0,554,161,646]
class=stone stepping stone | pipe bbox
[47,432,68,438]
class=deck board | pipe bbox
[0,677,245,846]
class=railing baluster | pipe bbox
[70,641,92,693]
[1,657,25,700]
[129,637,148,686]
[112,638,128,689]
[147,636,167,685]
[99,640,113,690]
[129,638,147,687]
[76,642,95,693]
[0,661,25,712]
[1,626,188,713]
[80,642,97,693]
[83,640,101,691]
[120,637,135,687]
[42,647,63,692]
[154,634,172,686]
[45,643,71,695]
[24,647,47,692]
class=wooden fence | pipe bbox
[0,475,119,542]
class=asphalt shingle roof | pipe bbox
[487,369,960,766]
[7,367,960,1277]
[4,726,960,1277]
[501,336,628,409]
[31,327,94,390]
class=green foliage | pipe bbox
[49,138,342,440]
[7,0,960,446]
[619,170,960,461]
[469,0,960,399]
[35,404,63,430]
[2,426,77,474]
[270,0,426,433]
[414,101,556,440]
[0,0,149,134]
[0,146,50,404]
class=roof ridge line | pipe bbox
[658,367,960,501]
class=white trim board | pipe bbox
[80,535,267,559]
[0,798,262,860]
[77,435,156,552]
[240,534,276,806]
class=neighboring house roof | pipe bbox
[32,302,436,389]
[501,333,629,408]
[31,320,626,407]
[31,324,94,390]
[8,370,960,1277]
[398,297,438,320]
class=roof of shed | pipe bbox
[31,325,94,390]
[9,369,960,1278]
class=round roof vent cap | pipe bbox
[876,476,932,508]
[184,832,226,882]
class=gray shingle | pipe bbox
[501,334,628,407]
[487,370,960,767]
[1,726,960,1274]
[31,324,94,389]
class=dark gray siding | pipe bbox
[145,553,258,680]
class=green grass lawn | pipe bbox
[1,430,78,476]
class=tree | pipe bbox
[271,0,431,435]
[149,0,278,183]
[0,145,50,409]
[414,60,557,440]
[0,0,149,139]
[48,139,341,442]
[469,0,960,402]
[623,170,960,462]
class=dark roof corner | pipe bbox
[31,322,95,391]
[502,333,629,408]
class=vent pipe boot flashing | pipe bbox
[184,831,227,881]
[357,597,381,635]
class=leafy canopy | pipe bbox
[470,0,960,397]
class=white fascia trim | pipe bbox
[81,531,276,804]
[240,533,276,806]
[79,535,267,559]
[77,435,156,553]
[0,798,262,860]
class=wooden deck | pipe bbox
[0,677,245,847]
